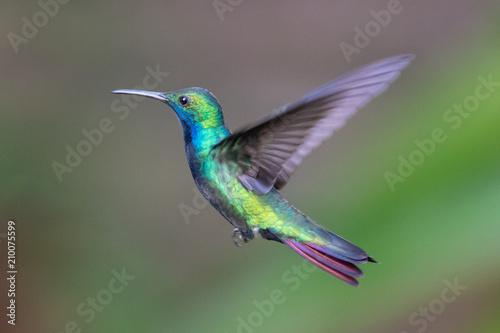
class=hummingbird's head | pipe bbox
[112,87,225,129]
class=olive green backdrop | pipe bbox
[1,1,499,333]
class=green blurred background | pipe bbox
[1,1,499,332]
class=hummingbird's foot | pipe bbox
[252,226,261,239]
[232,227,261,247]
[232,228,247,247]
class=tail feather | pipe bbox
[283,238,373,287]
[305,242,370,265]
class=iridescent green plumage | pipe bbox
[113,54,414,286]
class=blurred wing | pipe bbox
[212,54,415,194]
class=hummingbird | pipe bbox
[113,54,414,286]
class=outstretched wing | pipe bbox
[212,54,415,194]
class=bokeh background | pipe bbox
[1,1,500,332]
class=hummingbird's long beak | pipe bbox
[112,89,168,102]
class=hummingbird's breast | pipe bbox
[184,133,326,244]
[192,154,316,242]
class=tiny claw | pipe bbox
[232,228,245,247]
[252,227,261,239]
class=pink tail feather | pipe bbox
[283,239,371,286]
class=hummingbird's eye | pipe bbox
[178,95,191,106]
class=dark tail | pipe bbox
[282,238,375,287]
